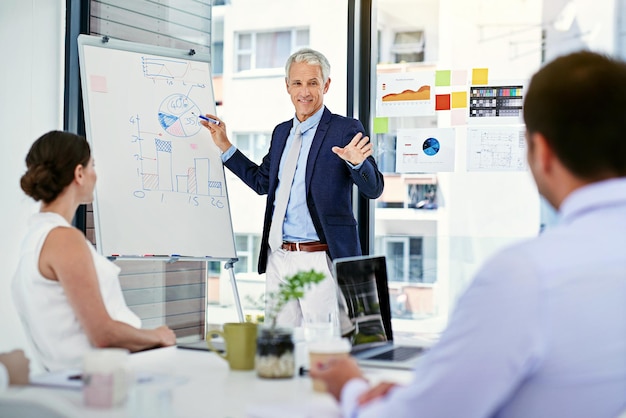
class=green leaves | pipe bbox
[266,269,325,329]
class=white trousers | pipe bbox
[266,249,346,333]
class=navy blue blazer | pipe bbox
[224,107,385,274]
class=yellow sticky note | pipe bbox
[451,91,467,108]
[373,117,389,134]
[472,68,489,85]
[435,70,451,86]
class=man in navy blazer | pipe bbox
[201,48,384,329]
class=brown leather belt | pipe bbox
[281,241,329,252]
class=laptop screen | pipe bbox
[333,255,394,348]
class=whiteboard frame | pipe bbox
[77,34,238,261]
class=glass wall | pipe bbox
[84,0,626,340]
[372,0,626,338]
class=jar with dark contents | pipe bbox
[255,327,295,378]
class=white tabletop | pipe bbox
[1,346,414,418]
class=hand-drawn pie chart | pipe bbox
[158,93,202,137]
[422,137,440,156]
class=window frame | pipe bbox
[234,28,310,73]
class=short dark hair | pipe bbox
[523,51,626,179]
[20,130,91,204]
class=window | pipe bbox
[373,0,544,336]
[234,234,261,275]
[235,29,309,72]
[212,19,224,75]
[391,31,425,63]
[379,237,431,284]
[89,1,213,54]
[234,133,271,164]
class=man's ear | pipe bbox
[531,132,555,174]
[323,77,331,94]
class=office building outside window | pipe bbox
[235,29,309,72]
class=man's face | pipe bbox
[286,61,330,122]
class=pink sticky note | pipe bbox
[90,75,108,93]
[451,109,467,126]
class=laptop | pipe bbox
[177,333,225,352]
[334,255,426,370]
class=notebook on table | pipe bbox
[334,255,426,370]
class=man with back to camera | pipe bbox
[310,50,626,417]
[201,48,384,330]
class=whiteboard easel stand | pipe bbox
[224,258,244,322]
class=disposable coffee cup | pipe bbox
[307,338,351,392]
[83,348,129,408]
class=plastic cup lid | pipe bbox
[307,338,351,353]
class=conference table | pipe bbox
[1,345,415,418]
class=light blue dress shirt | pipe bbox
[279,108,323,242]
[222,106,363,243]
[341,178,626,418]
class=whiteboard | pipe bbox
[78,35,236,259]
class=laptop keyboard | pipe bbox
[369,346,424,361]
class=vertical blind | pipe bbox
[88,0,215,340]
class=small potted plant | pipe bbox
[255,269,325,379]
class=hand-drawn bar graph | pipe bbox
[137,135,224,197]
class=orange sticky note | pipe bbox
[435,94,451,110]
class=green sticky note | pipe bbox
[435,70,451,86]
[373,117,389,134]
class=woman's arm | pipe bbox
[0,350,29,387]
[39,227,176,352]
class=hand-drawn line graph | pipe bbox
[141,57,208,84]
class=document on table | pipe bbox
[30,368,184,389]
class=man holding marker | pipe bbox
[200,48,384,330]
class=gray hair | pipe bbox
[285,48,331,83]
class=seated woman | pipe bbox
[12,130,176,371]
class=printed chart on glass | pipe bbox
[376,71,436,117]
[395,128,456,173]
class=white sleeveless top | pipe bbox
[12,212,141,371]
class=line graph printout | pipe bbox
[376,71,436,117]
[78,35,236,258]
[396,128,456,173]
[467,125,527,172]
